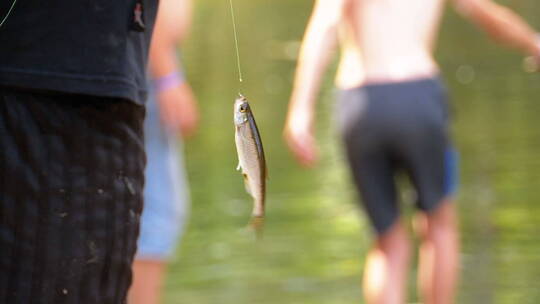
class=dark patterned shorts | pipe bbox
[0,87,146,304]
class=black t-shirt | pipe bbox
[0,0,158,104]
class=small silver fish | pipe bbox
[234,94,267,232]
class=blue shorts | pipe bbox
[136,93,189,260]
[337,77,459,235]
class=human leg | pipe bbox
[338,85,413,303]
[345,147,411,304]
[379,77,459,303]
[404,134,459,304]
[416,199,459,304]
[129,260,166,304]
[363,220,411,304]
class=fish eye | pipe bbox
[239,104,247,112]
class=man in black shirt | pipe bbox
[0,1,158,303]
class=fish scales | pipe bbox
[236,123,265,215]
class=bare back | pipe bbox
[336,0,447,88]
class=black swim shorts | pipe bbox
[0,87,145,304]
[337,77,458,235]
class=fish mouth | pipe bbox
[235,94,248,106]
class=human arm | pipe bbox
[149,0,198,137]
[453,0,540,59]
[283,0,347,167]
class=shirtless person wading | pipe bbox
[284,1,540,303]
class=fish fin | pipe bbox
[236,163,241,171]
[242,173,252,195]
[248,216,264,240]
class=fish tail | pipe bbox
[248,216,265,240]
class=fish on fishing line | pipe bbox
[234,94,267,236]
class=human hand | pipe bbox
[157,82,199,138]
[283,107,318,167]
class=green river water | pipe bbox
[162,1,540,303]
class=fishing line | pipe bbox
[0,0,18,29]
[228,0,244,85]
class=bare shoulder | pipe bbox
[312,0,352,20]
[155,0,192,34]
[314,0,352,11]
[450,0,488,13]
